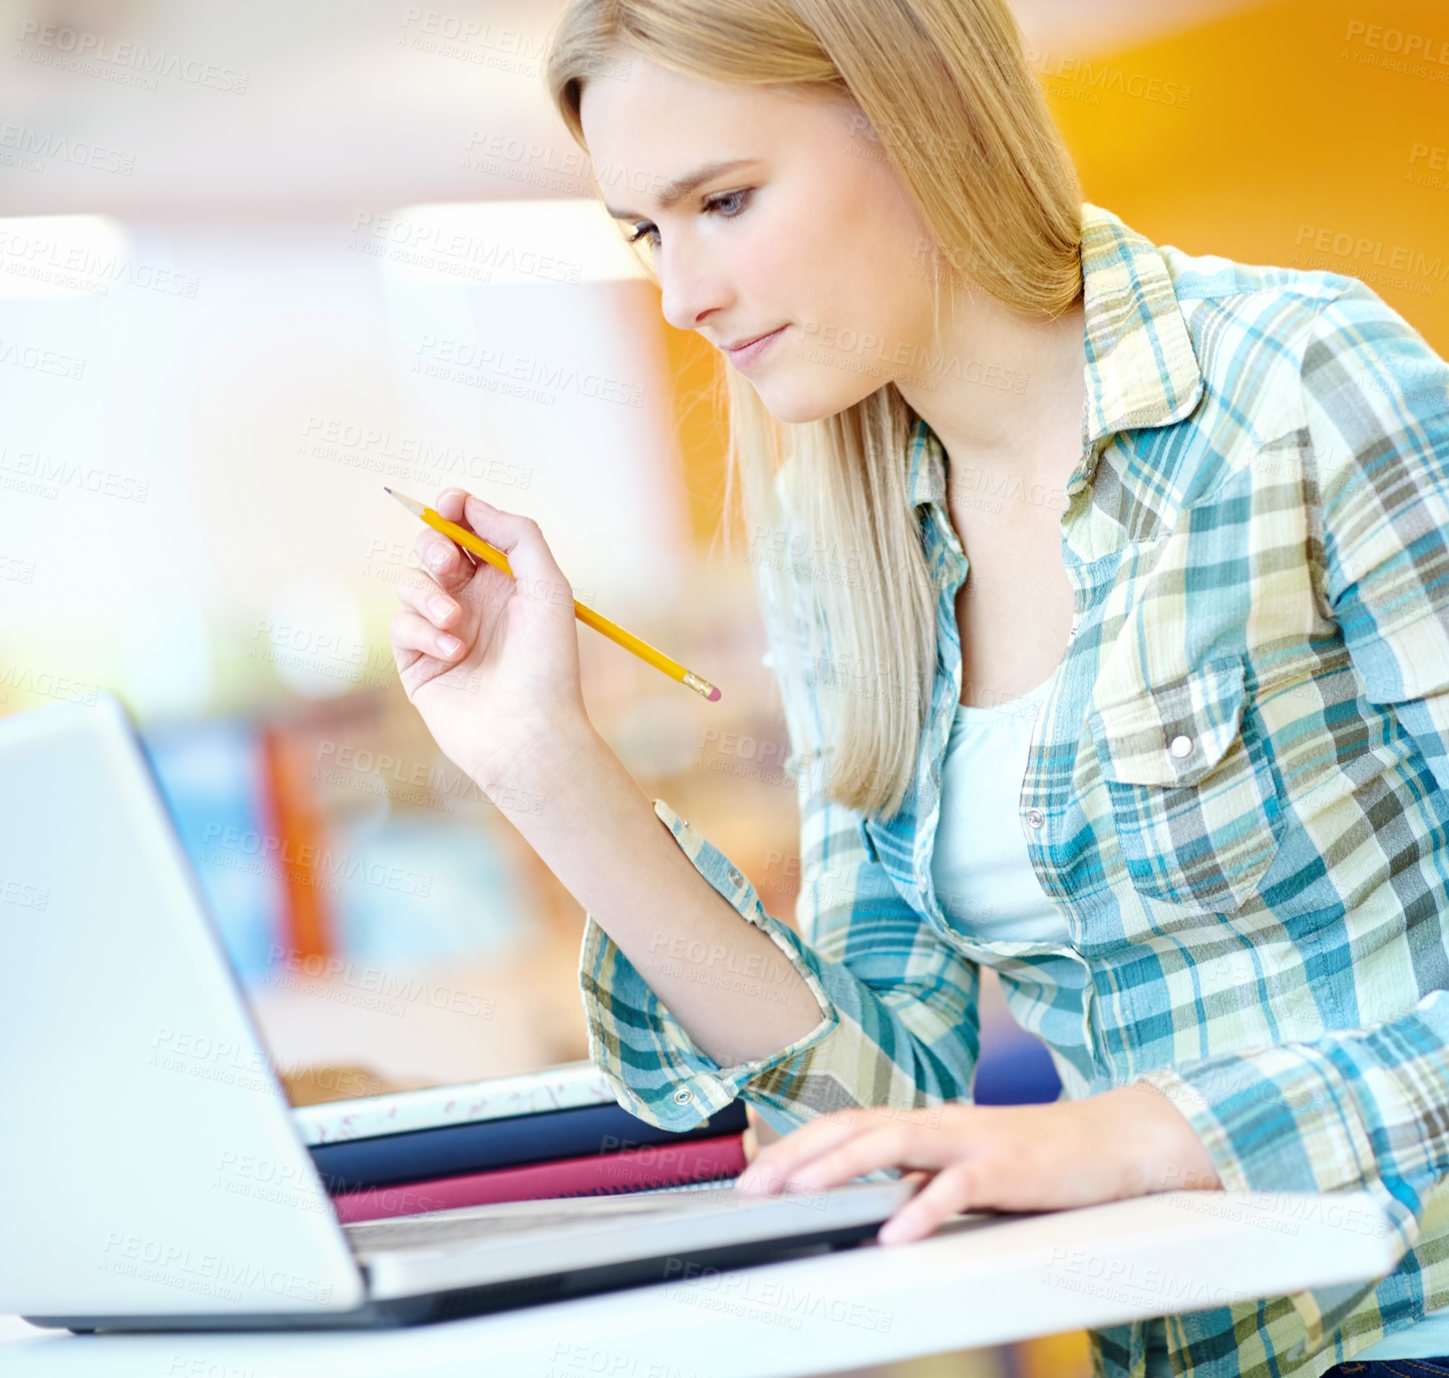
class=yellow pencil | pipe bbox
[385,488,722,703]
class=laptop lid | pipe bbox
[0,693,365,1317]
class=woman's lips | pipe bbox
[726,326,786,368]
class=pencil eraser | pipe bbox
[707,686,721,701]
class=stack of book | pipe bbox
[291,1061,749,1223]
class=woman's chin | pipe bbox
[751,375,886,426]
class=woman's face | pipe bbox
[579,51,942,425]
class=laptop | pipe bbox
[0,693,918,1333]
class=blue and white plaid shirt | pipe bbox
[578,202,1449,1378]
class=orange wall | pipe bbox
[660,320,729,554]
[1046,0,1447,356]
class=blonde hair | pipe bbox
[545,0,1082,820]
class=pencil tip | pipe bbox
[382,486,392,494]
[386,488,426,518]
[707,686,722,701]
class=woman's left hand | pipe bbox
[733,1084,1223,1246]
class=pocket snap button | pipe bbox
[672,1088,694,1104]
[727,867,743,886]
[1168,734,1194,759]
[1026,807,1045,829]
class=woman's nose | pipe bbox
[657,242,727,335]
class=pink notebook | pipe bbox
[331,1133,747,1223]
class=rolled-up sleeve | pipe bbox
[578,782,983,1136]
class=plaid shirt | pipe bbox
[578,202,1449,1377]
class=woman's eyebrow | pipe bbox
[604,158,759,220]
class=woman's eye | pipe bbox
[707,188,752,218]
[626,188,753,249]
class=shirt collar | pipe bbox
[906,201,1204,508]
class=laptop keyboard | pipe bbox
[343,1181,747,1253]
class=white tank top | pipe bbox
[931,672,1070,945]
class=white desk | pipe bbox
[0,1190,1398,1378]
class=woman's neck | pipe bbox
[898,288,1088,485]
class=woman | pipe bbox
[387,1,1449,1374]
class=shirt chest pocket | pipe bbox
[1088,655,1285,916]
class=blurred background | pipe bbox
[2,0,1445,1371]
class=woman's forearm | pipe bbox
[478,720,827,1070]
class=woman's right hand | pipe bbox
[389,488,589,797]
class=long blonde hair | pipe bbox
[545,0,1082,820]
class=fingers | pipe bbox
[735,1109,883,1196]
[414,525,477,598]
[396,569,462,631]
[436,488,571,604]
[432,487,472,525]
[782,1124,923,1193]
[390,609,464,666]
[877,1163,978,1247]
